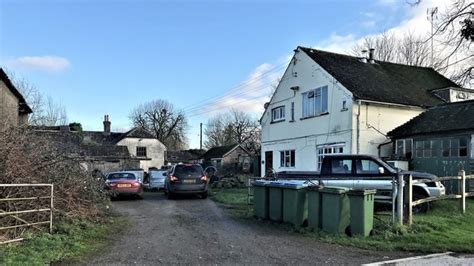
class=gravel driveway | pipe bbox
[86,192,410,265]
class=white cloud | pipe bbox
[4,55,71,73]
[316,0,451,54]
[200,62,287,116]
[361,20,377,28]
[315,33,357,53]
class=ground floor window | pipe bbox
[395,139,413,159]
[280,150,295,167]
[415,137,469,158]
[317,144,344,171]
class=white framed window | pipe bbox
[272,106,285,122]
[317,143,344,171]
[442,137,468,158]
[395,139,413,158]
[302,86,328,118]
[415,140,433,158]
[280,150,295,167]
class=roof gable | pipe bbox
[299,47,459,108]
[201,144,241,160]
[388,100,474,137]
[121,127,156,139]
[0,68,33,114]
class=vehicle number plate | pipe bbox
[117,184,131,188]
[183,179,195,184]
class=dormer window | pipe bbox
[271,106,285,122]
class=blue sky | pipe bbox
[0,0,439,148]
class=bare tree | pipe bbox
[430,0,473,86]
[129,99,188,150]
[8,72,68,126]
[204,109,261,155]
[352,31,399,62]
[360,0,473,87]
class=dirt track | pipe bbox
[85,192,410,265]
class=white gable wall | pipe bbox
[261,49,354,176]
[117,138,166,170]
[261,48,429,177]
[351,101,425,158]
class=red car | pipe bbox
[105,171,144,199]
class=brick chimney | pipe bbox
[368,48,375,63]
[103,115,111,135]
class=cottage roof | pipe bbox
[299,47,460,108]
[0,68,33,114]
[167,149,206,163]
[388,100,474,138]
[82,127,156,145]
[201,144,247,160]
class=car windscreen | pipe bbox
[173,165,203,178]
[107,173,136,180]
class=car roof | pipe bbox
[107,171,137,176]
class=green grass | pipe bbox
[210,188,474,253]
[0,215,126,265]
[209,188,251,218]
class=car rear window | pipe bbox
[173,165,203,177]
[150,171,167,179]
[107,173,136,180]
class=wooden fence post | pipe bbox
[50,184,54,234]
[407,175,413,226]
[460,170,466,214]
[397,172,404,226]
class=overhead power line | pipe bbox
[181,63,288,113]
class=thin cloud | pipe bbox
[201,62,286,116]
[5,55,71,73]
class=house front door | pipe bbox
[265,151,273,176]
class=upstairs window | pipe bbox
[302,86,328,118]
[272,106,285,122]
[136,146,147,157]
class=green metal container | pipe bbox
[321,186,350,234]
[253,180,270,219]
[307,185,323,231]
[268,182,284,222]
[347,189,376,237]
[281,182,308,227]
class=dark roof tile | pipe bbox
[201,144,240,160]
[388,100,474,137]
[299,47,459,107]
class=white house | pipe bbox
[81,115,167,171]
[260,47,463,176]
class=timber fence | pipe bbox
[0,184,54,245]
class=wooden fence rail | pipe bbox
[404,171,474,226]
[0,184,54,245]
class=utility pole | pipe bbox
[427,7,438,67]
[199,123,203,150]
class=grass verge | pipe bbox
[210,188,474,253]
[0,214,126,264]
[209,187,251,218]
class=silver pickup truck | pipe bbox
[275,154,446,212]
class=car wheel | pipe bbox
[200,191,208,199]
[413,192,429,213]
[167,192,174,200]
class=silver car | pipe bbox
[148,170,167,191]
